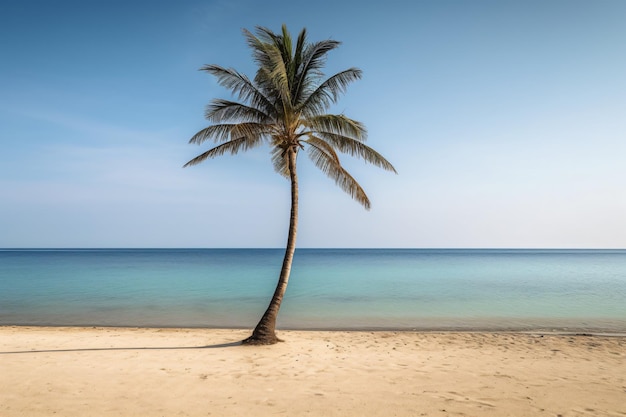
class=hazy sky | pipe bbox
[1,0,625,248]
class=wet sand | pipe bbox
[1,326,624,416]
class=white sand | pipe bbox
[1,326,625,416]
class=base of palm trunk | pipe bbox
[241,334,283,345]
[241,319,283,345]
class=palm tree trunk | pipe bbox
[242,147,299,345]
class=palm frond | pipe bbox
[188,124,234,144]
[244,27,269,66]
[315,132,397,173]
[201,64,275,117]
[293,28,307,79]
[205,99,270,124]
[292,39,341,106]
[188,123,268,145]
[299,68,362,116]
[250,26,281,48]
[280,24,293,71]
[304,136,340,162]
[184,136,263,167]
[266,43,292,107]
[244,28,292,110]
[270,144,290,177]
[305,114,367,141]
[305,137,371,209]
[300,39,341,74]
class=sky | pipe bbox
[1,0,625,248]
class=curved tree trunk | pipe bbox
[242,147,299,345]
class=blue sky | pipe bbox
[1,0,625,248]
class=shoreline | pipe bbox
[2,326,624,416]
[3,324,626,337]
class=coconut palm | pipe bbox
[184,25,396,345]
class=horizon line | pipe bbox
[2,247,625,251]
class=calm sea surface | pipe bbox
[1,249,625,332]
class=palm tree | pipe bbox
[184,25,396,345]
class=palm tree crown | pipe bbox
[184,25,396,207]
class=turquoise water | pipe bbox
[1,249,625,332]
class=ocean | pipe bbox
[1,249,625,332]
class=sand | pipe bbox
[1,327,624,416]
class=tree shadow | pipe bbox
[0,340,243,355]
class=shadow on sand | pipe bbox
[0,341,243,355]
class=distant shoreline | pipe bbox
[3,325,626,338]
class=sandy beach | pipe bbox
[1,327,624,416]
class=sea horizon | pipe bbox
[3,247,626,250]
